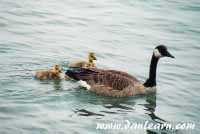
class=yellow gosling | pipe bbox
[35,64,63,80]
[68,52,97,68]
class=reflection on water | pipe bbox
[145,94,167,124]
[73,92,181,134]
[52,80,63,90]
[74,109,104,117]
[145,94,175,134]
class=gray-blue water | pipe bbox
[0,0,200,134]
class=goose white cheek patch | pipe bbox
[154,49,162,58]
[78,80,91,90]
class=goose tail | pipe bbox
[65,67,95,81]
[65,67,80,80]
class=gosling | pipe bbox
[35,64,63,80]
[68,52,97,68]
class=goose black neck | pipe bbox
[144,55,159,87]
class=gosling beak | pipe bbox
[165,51,175,58]
[93,57,97,60]
[59,70,62,73]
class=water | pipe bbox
[0,0,200,133]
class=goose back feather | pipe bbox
[66,68,143,97]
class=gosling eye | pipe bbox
[93,56,97,60]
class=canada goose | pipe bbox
[68,52,97,68]
[35,64,63,80]
[66,45,175,97]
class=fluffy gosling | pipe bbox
[68,52,97,68]
[35,64,63,80]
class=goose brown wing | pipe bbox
[66,68,138,90]
[103,70,139,82]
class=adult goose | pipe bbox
[66,45,175,97]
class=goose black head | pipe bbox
[153,45,175,59]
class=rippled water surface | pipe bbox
[0,0,200,134]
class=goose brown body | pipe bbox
[66,68,148,97]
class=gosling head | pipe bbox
[54,64,62,73]
[88,52,97,61]
[153,45,175,59]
